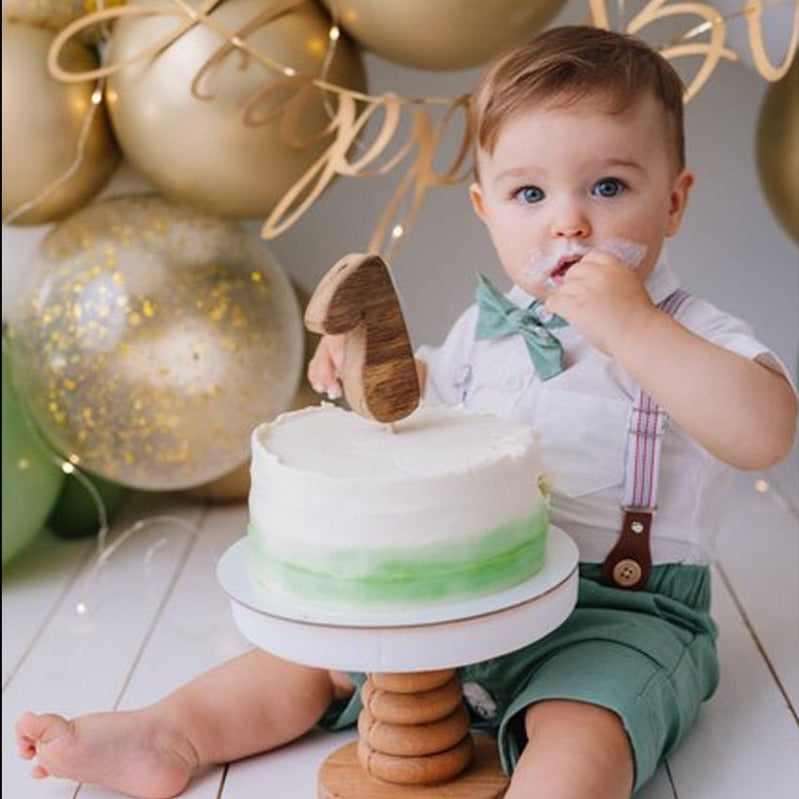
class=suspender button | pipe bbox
[612,559,643,587]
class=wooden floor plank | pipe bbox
[225,732,681,797]
[106,503,250,704]
[78,504,252,799]
[223,728,358,798]
[637,765,677,799]
[714,469,799,712]
[4,478,798,799]
[2,530,93,689]
[666,567,799,799]
[2,495,204,799]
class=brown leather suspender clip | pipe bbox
[601,509,653,590]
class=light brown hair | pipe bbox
[470,25,686,172]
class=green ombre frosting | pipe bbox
[248,506,548,605]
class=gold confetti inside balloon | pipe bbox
[183,279,320,503]
[1,20,120,225]
[756,57,799,245]
[320,0,567,70]
[4,195,304,491]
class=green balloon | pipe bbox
[2,347,64,565]
[48,472,128,538]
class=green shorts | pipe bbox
[319,563,719,794]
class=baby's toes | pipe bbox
[15,710,60,743]
[31,763,51,779]
[15,710,40,737]
[17,738,36,759]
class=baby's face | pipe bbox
[470,94,692,299]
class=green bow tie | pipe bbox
[474,274,568,381]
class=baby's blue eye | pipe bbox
[592,178,625,198]
[515,186,544,204]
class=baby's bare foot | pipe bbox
[15,709,197,799]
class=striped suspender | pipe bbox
[601,289,691,589]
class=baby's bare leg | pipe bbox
[504,699,634,799]
[16,649,353,799]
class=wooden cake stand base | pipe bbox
[319,736,507,799]
[217,528,579,799]
[319,669,508,799]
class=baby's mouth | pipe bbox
[550,254,583,283]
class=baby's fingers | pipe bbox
[308,336,344,399]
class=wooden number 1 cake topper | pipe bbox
[304,253,421,424]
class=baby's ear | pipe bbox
[666,169,694,237]
[469,182,487,222]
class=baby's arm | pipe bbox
[546,253,797,469]
[308,335,427,399]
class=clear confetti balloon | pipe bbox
[5,194,304,490]
[183,279,320,504]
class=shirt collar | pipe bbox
[645,248,681,305]
[504,247,681,308]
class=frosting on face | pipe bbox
[520,237,648,291]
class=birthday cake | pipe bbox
[247,402,549,608]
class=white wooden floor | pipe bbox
[3,466,798,799]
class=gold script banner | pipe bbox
[46,0,798,258]
[46,0,471,258]
[589,1,798,95]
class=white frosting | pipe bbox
[249,403,545,552]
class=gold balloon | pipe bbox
[1,20,120,225]
[320,0,567,70]
[105,0,367,219]
[5,195,304,491]
[756,57,799,245]
[1,0,126,43]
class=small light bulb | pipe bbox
[76,602,87,615]
[91,88,103,105]
[329,25,340,41]
[754,479,769,493]
[61,461,76,474]
[283,66,297,77]
[391,224,404,239]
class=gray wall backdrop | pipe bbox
[3,10,797,497]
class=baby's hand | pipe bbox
[308,334,346,400]
[543,249,656,356]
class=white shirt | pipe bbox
[417,255,788,565]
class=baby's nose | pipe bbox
[551,222,589,238]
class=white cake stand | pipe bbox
[218,526,579,799]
